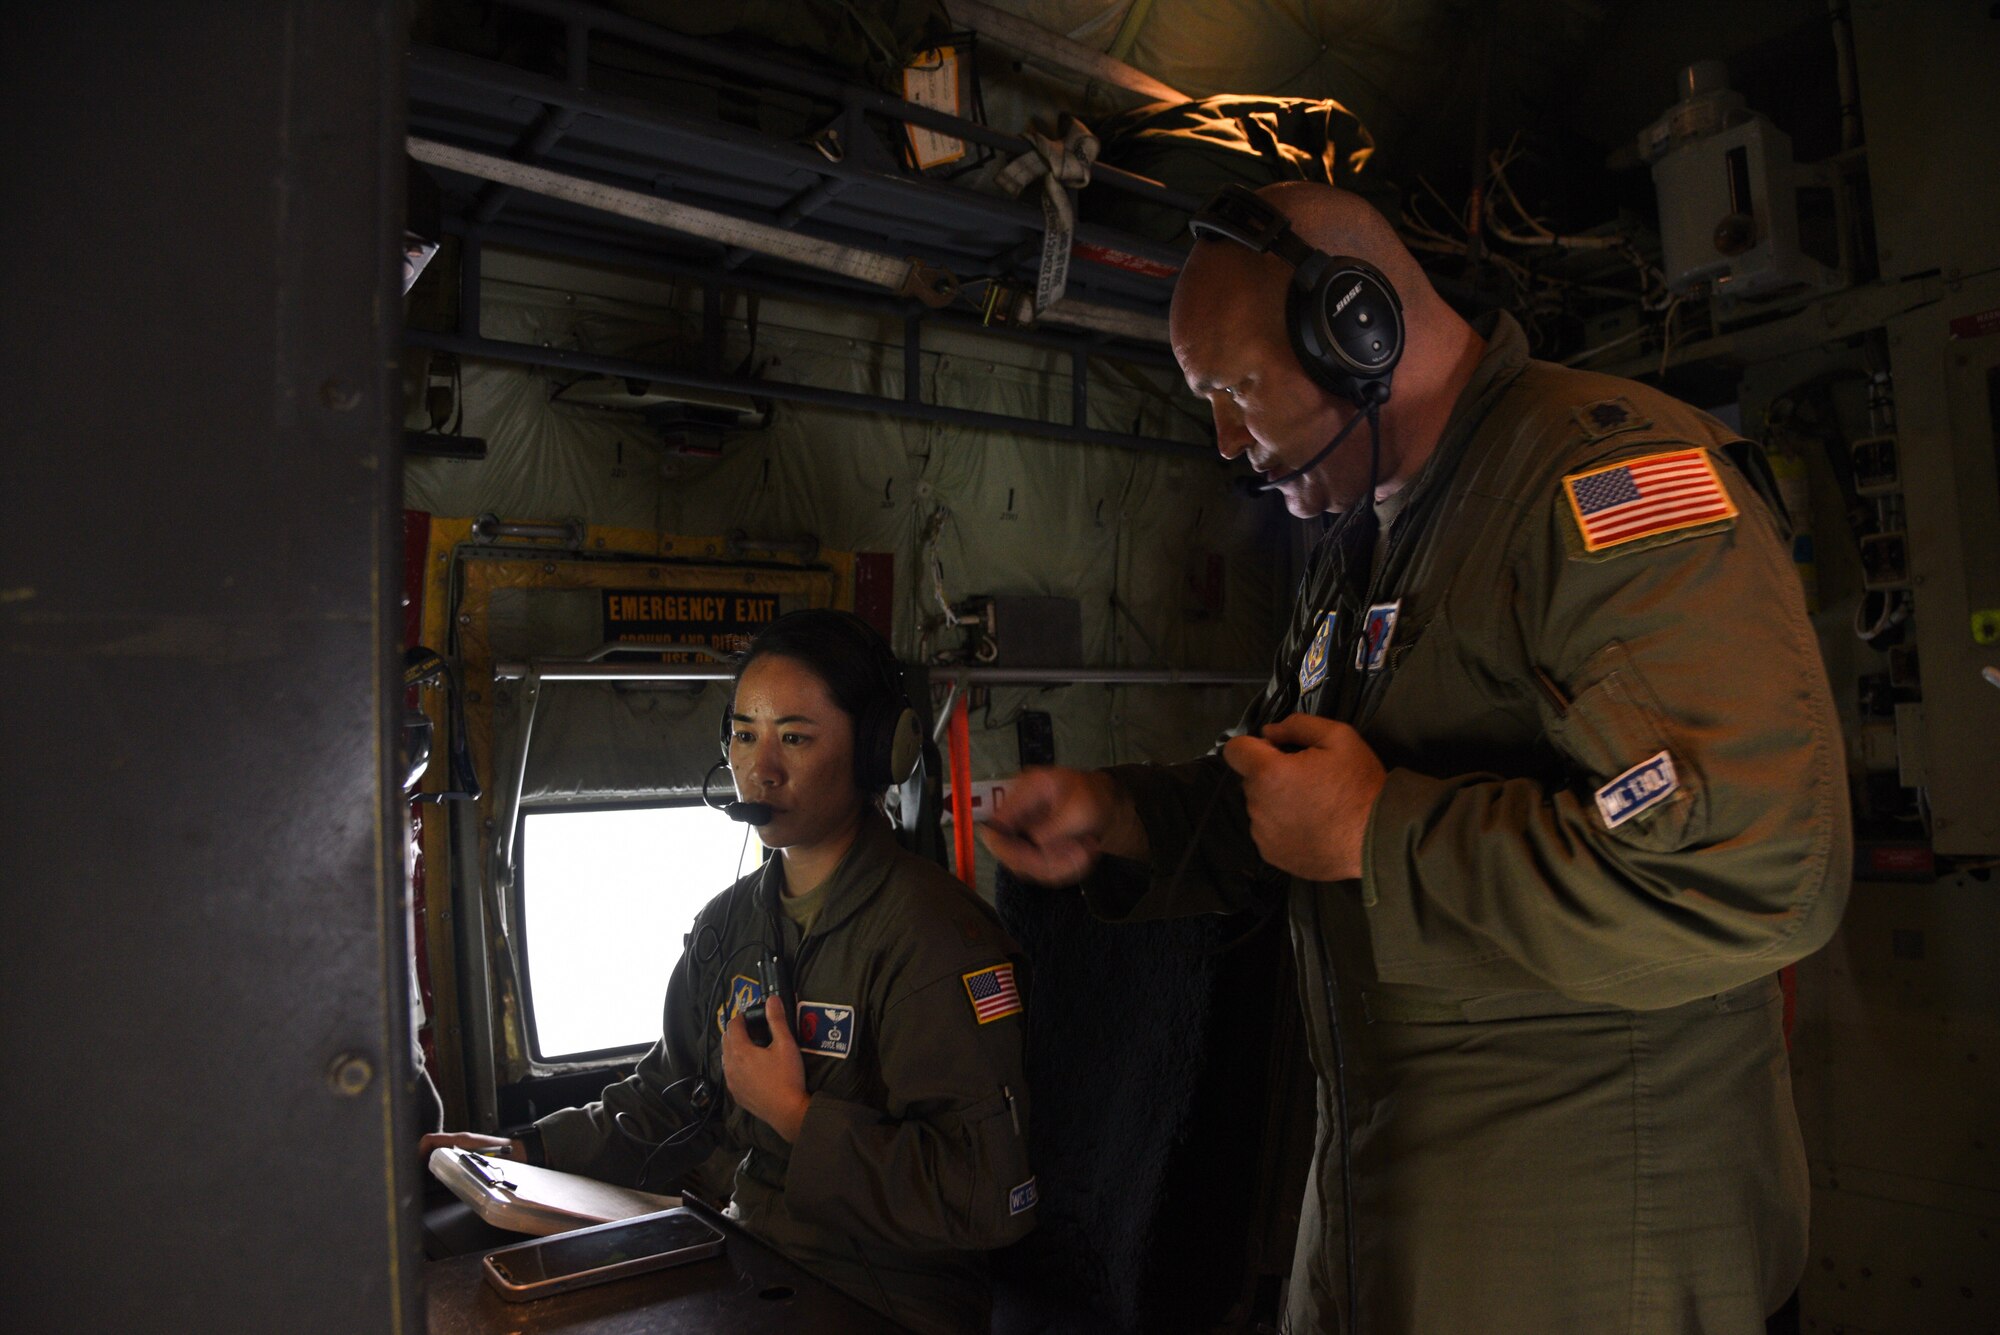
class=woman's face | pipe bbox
[727,653,863,854]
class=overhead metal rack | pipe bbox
[406,0,1210,456]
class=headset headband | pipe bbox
[1187,184,1403,410]
[1188,185,1318,270]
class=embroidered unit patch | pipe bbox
[1355,600,1402,671]
[1563,449,1737,552]
[1594,751,1679,829]
[717,974,766,1033]
[963,963,1023,1024]
[794,1001,857,1059]
[1298,611,1337,693]
[1009,1177,1039,1216]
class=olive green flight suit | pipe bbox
[1089,312,1849,1333]
[538,812,1037,1334]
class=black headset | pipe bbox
[713,609,922,801]
[1188,184,1404,409]
[1188,185,1403,496]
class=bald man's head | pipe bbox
[1169,183,1483,516]
[1171,183,1436,358]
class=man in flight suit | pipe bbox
[983,182,1849,1332]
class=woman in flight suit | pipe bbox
[427,610,1036,1333]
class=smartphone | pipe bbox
[742,954,779,1047]
[1016,709,1055,767]
[480,1207,726,1302]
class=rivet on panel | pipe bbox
[319,378,361,411]
[328,1052,374,1096]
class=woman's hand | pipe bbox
[418,1131,523,1160]
[722,996,811,1142]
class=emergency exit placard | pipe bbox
[602,589,777,662]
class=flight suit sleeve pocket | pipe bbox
[1540,640,1703,851]
[953,1088,1033,1243]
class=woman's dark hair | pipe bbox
[732,609,905,786]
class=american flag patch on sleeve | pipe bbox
[962,963,1023,1024]
[1562,449,1737,553]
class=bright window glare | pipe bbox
[521,805,752,1062]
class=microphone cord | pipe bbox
[1243,400,1380,495]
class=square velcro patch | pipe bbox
[794,1001,857,1059]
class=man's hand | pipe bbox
[976,766,1145,886]
[1221,714,1387,882]
[722,996,810,1142]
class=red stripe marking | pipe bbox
[1589,505,1733,541]
[1587,491,1727,524]
[1588,497,1731,529]
[1590,493,1733,526]
[1588,495,1725,526]
[1627,463,1713,481]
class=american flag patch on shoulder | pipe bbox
[1562,449,1737,553]
[963,963,1023,1024]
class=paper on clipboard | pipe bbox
[429,1147,680,1236]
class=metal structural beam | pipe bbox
[407,42,1185,311]
[405,0,1219,457]
[406,3,1200,322]
[1599,274,1947,381]
[443,218,1180,369]
[411,135,1168,343]
[493,661,1261,685]
[467,0,1197,214]
[407,328,1212,458]
[942,0,1188,105]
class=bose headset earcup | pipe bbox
[1285,257,1403,405]
[1188,185,1402,412]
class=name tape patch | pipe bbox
[717,974,766,1033]
[963,963,1023,1025]
[1298,611,1337,693]
[1594,751,1679,829]
[1562,449,1737,553]
[1355,600,1402,671]
[794,1001,857,1059]
[1009,1177,1039,1216]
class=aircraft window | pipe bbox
[518,803,754,1063]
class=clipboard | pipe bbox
[428,1147,680,1236]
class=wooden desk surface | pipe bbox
[425,1203,906,1335]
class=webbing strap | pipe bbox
[994,117,1100,316]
